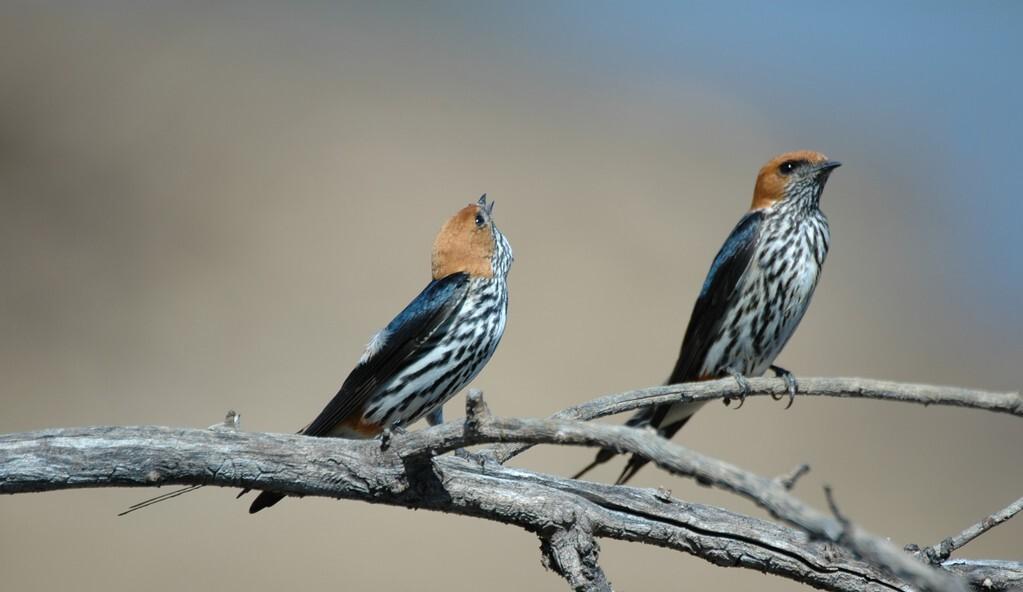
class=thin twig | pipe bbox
[823,486,973,592]
[776,464,812,491]
[920,496,1023,564]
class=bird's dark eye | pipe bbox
[474,213,486,228]
[773,158,806,174]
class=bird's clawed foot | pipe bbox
[770,365,798,409]
[426,407,445,427]
[379,422,408,450]
[723,367,752,409]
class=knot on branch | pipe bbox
[209,410,240,431]
[923,538,956,565]
[539,514,610,592]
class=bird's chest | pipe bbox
[361,278,508,428]
[443,278,508,353]
[708,217,827,376]
[749,220,825,356]
[753,239,818,324]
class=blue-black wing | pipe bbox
[604,212,764,484]
[666,210,763,385]
[301,272,471,437]
[573,212,763,484]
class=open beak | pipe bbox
[477,193,496,215]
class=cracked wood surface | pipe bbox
[2,377,1021,591]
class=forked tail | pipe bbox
[247,491,286,513]
[572,410,694,484]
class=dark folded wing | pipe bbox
[302,272,471,437]
[574,212,764,481]
[666,210,763,385]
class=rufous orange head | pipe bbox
[751,150,841,211]
[431,195,512,280]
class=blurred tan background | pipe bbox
[2,2,1021,590]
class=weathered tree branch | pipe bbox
[942,560,1023,592]
[1,423,908,591]
[539,518,611,592]
[489,376,1023,463]
[917,496,1023,565]
[1,379,1020,592]
[400,392,972,592]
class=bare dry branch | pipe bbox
[1,378,1020,592]
[539,518,611,592]
[395,406,971,592]
[0,423,912,591]
[489,376,1022,464]
[918,496,1023,565]
[776,463,812,491]
[822,485,974,592]
[941,560,1023,592]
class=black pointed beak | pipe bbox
[817,160,841,172]
[476,193,495,214]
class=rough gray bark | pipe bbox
[488,376,1023,464]
[539,519,611,592]
[1,378,1020,592]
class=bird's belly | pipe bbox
[702,252,820,378]
[369,340,499,427]
[756,263,819,368]
[361,293,507,429]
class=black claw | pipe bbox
[770,365,798,409]
[724,368,751,409]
